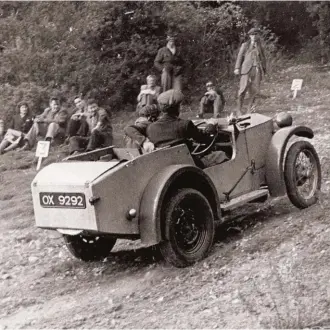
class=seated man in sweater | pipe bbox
[0,102,34,154]
[197,81,226,119]
[21,97,68,150]
[69,98,113,155]
[136,75,162,114]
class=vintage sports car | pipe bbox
[31,113,321,267]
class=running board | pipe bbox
[220,189,269,212]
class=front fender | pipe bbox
[266,125,314,197]
[139,165,220,246]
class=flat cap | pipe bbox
[157,89,184,106]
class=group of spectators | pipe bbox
[0,27,266,163]
[0,96,113,156]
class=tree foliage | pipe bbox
[0,1,325,122]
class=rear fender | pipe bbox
[139,165,220,246]
[266,125,314,197]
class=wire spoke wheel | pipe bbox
[284,141,321,209]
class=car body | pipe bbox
[31,113,321,267]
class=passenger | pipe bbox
[0,102,34,154]
[66,96,88,139]
[69,98,113,155]
[124,104,160,152]
[147,90,228,168]
[197,81,226,119]
[136,75,162,115]
[21,97,68,150]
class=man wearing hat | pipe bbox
[154,35,184,92]
[146,90,228,168]
[234,27,267,116]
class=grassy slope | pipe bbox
[1,60,330,328]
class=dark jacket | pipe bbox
[235,41,267,75]
[154,47,184,76]
[8,114,33,133]
[146,114,209,148]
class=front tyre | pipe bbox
[63,234,117,261]
[159,188,215,268]
[284,140,321,209]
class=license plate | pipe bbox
[39,192,86,209]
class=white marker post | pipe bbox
[291,79,303,99]
[35,141,50,171]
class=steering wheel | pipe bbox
[191,132,218,156]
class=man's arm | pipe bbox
[234,42,247,72]
[55,109,68,126]
[124,123,148,146]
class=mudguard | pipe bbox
[139,165,220,246]
[265,125,314,197]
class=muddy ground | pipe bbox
[1,62,330,329]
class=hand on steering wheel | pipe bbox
[191,131,218,156]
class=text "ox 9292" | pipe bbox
[39,192,86,209]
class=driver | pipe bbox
[146,89,228,168]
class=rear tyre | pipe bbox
[63,234,117,261]
[284,140,321,209]
[159,188,215,268]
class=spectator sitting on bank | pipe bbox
[136,75,162,114]
[0,102,34,154]
[66,95,88,139]
[196,81,226,119]
[124,104,160,150]
[20,97,68,150]
[69,98,113,155]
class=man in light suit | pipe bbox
[234,28,267,116]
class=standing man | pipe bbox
[234,28,266,116]
[21,97,68,150]
[154,35,184,92]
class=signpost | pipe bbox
[35,141,50,171]
[291,79,303,99]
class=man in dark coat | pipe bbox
[146,90,228,168]
[154,35,184,92]
[234,27,267,116]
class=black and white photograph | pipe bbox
[0,1,329,328]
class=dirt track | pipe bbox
[1,62,330,329]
